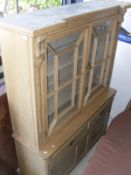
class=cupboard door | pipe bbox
[76,127,89,162]
[89,102,111,148]
[49,140,77,175]
[46,30,88,133]
[84,18,117,105]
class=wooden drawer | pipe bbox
[88,101,112,148]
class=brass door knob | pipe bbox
[86,64,91,70]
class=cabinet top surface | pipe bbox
[0,0,130,36]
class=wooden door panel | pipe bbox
[89,102,112,147]
[50,140,77,175]
[76,127,89,162]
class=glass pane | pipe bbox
[84,70,91,95]
[47,50,55,94]
[88,34,95,64]
[94,20,113,61]
[77,40,84,75]
[76,78,81,95]
[59,63,73,86]
[78,40,84,59]
[89,20,113,64]
[47,73,54,93]
[48,96,54,125]
[77,59,82,75]
[47,52,54,74]
[59,50,74,68]
[49,32,81,51]
[96,39,106,60]
[58,84,72,114]
[75,78,81,105]
[92,64,102,89]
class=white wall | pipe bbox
[110,41,131,118]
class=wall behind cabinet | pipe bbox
[110,41,131,118]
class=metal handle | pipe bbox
[86,64,91,70]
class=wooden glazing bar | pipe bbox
[47,76,81,98]
[104,58,112,85]
[99,33,110,85]
[75,31,86,46]
[95,58,106,65]
[47,61,73,77]
[35,68,43,132]
[71,46,79,107]
[57,44,75,56]
[47,43,58,55]
[58,60,73,71]
[41,44,49,134]
[54,55,59,119]
[78,30,89,108]
[48,91,55,98]
[47,56,83,76]
[84,35,98,106]
[104,19,117,86]
[48,118,57,136]
[91,84,102,94]
[58,106,73,119]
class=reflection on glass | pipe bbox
[58,84,72,114]
[85,70,91,95]
[49,32,81,51]
[47,73,54,93]
[48,96,54,125]
[59,63,73,86]
[58,50,74,67]
[92,64,101,89]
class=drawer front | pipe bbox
[49,140,77,175]
[89,101,112,147]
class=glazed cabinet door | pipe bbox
[84,17,117,105]
[88,101,112,148]
[49,140,77,175]
[46,29,89,134]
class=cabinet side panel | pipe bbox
[0,29,36,146]
[15,141,48,175]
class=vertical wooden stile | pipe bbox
[71,46,78,107]
[99,33,110,85]
[84,31,98,106]
[54,55,59,118]
[78,29,89,108]
[104,19,117,86]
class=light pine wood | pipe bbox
[0,1,130,175]
[78,29,89,108]
[84,35,98,105]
